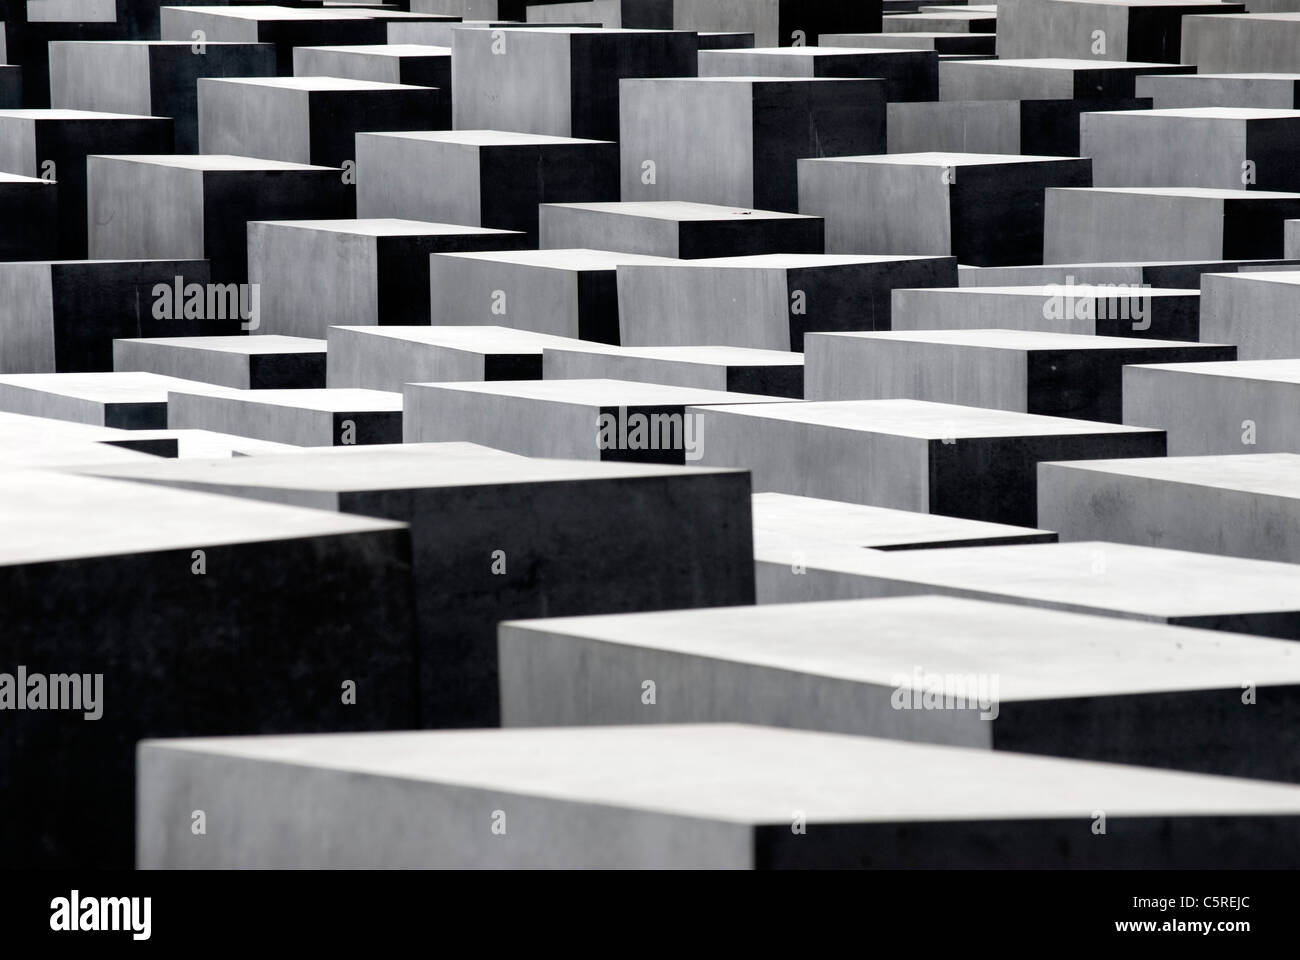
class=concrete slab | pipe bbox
[0,108,173,257]
[890,283,1203,339]
[540,199,824,257]
[619,76,886,212]
[87,153,352,284]
[998,0,1246,62]
[197,75,445,167]
[822,30,995,54]
[697,45,937,100]
[958,258,1300,288]
[755,538,1300,641]
[1136,72,1300,109]
[884,9,994,31]
[1040,453,1300,563]
[0,468,415,867]
[499,594,1300,782]
[1122,358,1300,454]
[616,252,957,349]
[0,259,212,373]
[292,44,451,107]
[940,57,1192,101]
[48,40,279,152]
[356,129,619,244]
[167,386,404,446]
[404,377,787,461]
[805,328,1235,422]
[799,152,1093,266]
[327,325,581,390]
[543,343,804,397]
[0,371,232,428]
[451,26,697,140]
[113,335,326,389]
[1044,186,1300,262]
[427,247,673,342]
[690,398,1166,526]
[1198,269,1300,359]
[1181,12,1300,74]
[137,722,1300,867]
[247,218,526,336]
[82,445,755,726]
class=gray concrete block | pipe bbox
[1044,186,1300,263]
[822,30,995,54]
[697,45,937,101]
[1181,12,1300,74]
[356,129,619,244]
[940,57,1191,101]
[0,410,185,471]
[755,537,1300,642]
[197,76,444,168]
[1199,269,1300,359]
[0,259,213,373]
[1122,359,1300,455]
[616,253,957,349]
[48,41,278,153]
[665,0,884,47]
[696,30,755,49]
[327,325,581,390]
[539,199,824,256]
[167,386,403,445]
[887,96,1154,157]
[1040,453,1300,564]
[0,469,416,867]
[806,329,1235,422]
[404,377,785,461]
[543,343,804,397]
[753,490,1056,553]
[691,398,1166,526]
[114,335,326,389]
[292,42,450,90]
[0,108,173,258]
[1081,107,1300,191]
[136,722,1300,868]
[1136,72,1300,110]
[87,154,352,284]
[958,258,1300,288]
[451,26,697,140]
[248,218,526,336]
[619,76,886,212]
[0,171,57,260]
[890,284,1204,340]
[427,248,673,342]
[499,594,1300,783]
[998,0,1245,62]
[884,9,994,31]
[83,444,755,726]
[159,6,390,74]
[0,371,232,428]
[799,152,1092,266]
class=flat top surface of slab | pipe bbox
[916,284,1199,296]
[0,470,403,566]
[160,5,382,20]
[704,46,922,56]
[253,218,517,237]
[812,152,1083,167]
[1089,106,1300,120]
[959,57,1181,70]
[0,172,54,185]
[335,325,581,351]
[299,44,451,55]
[82,446,741,493]
[1200,268,1300,286]
[662,253,946,268]
[753,491,1049,546]
[141,723,1300,822]
[359,129,612,147]
[96,154,338,172]
[0,108,162,122]
[170,387,402,412]
[823,329,1210,349]
[507,595,1300,699]
[1055,186,1300,200]
[206,76,427,92]
[786,540,1300,619]
[121,336,326,355]
[1044,453,1300,498]
[690,398,1161,439]
[1126,358,1300,383]
[413,378,785,407]
[0,372,231,403]
[542,201,817,221]
[436,248,674,269]
[548,344,804,366]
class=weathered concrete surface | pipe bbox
[998,0,1245,62]
[114,335,326,390]
[166,387,404,446]
[137,722,1300,867]
[1040,453,1300,564]
[0,371,231,428]
[940,57,1191,101]
[543,343,804,397]
[1136,72,1300,109]
[1182,12,1300,74]
[697,45,937,100]
[1198,269,1300,359]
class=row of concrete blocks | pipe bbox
[9,428,1300,866]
